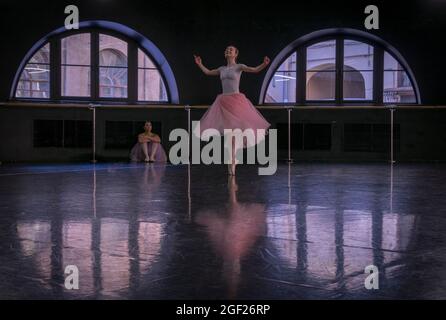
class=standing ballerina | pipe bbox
[194,46,271,175]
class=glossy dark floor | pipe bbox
[1,162,446,299]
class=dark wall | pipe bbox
[1,0,446,105]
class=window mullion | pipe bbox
[374,46,384,105]
[335,38,344,104]
[297,47,306,105]
[91,32,99,100]
[128,41,138,103]
[50,38,61,100]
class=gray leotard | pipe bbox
[218,64,247,95]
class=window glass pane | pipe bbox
[61,33,91,65]
[307,40,336,71]
[99,34,128,67]
[277,52,297,71]
[99,43,128,98]
[306,40,336,100]
[343,70,373,100]
[29,43,50,64]
[384,71,416,103]
[100,67,128,98]
[384,52,403,70]
[61,66,91,97]
[265,71,296,103]
[138,49,156,68]
[344,40,373,71]
[306,71,335,100]
[16,63,50,98]
[138,69,168,101]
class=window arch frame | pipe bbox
[260,28,420,106]
[10,20,179,104]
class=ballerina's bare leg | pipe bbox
[141,142,150,161]
[149,142,159,162]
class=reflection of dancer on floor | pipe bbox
[130,121,167,163]
[142,163,165,190]
[195,176,266,299]
[194,46,271,175]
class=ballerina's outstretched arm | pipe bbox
[241,56,271,73]
[194,54,220,76]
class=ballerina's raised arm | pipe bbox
[240,56,271,73]
[194,54,220,76]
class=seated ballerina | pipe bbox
[130,121,167,163]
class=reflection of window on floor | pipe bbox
[17,221,52,282]
[105,121,162,149]
[33,120,92,148]
[306,208,337,280]
[277,123,332,151]
[17,218,163,296]
[266,205,415,284]
[343,123,400,152]
[63,222,94,294]
[266,206,297,269]
[100,218,130,293]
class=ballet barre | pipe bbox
[3,101,445,165]
[3,101,446,109]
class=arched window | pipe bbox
[262,29,420,105]
[11,21,178,104]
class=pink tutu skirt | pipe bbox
[195,93,271,148]
[129,142,168,162]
